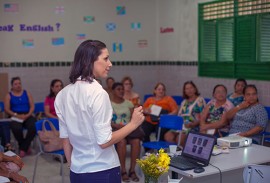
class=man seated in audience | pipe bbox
[4,77,37,158]
[227,85,268,144]
[200,84,234,137]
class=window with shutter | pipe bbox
[198,0,270,81]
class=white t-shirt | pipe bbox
[55,78,120,173]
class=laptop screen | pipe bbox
[182,132,216,165]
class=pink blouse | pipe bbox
[44,96,56,116]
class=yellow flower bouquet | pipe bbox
[137,149,171,183]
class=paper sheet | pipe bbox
[150,105,162,116]
[10,117,23,123]
[206,129,215,135]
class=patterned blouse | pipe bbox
[206,99,234,132]
[229,103,268,143]
[178,96,206,132]
[227,93,244,106]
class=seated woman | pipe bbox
[164,81,206,146]
[0,152,29,183]
[227,85,268,144]
[122,76,141,107]
[110,82,141,182]
[142,82,178,143]
[227,78,247,106]
[44,79,63,118]
[200,84,234,137]
[4,77,36,158]
[104,76,115,99]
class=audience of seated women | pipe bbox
[164,81,206,146]
[227,85,268,144]
[4,77,36,158]
[0,152,28,182]
[110,82,140,182]
[227,78,247,106]
[200,84,234,137]
[142,82,178,144]
[122,76,141,107]
[44,79,63,119]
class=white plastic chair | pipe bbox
[243,164,270,183]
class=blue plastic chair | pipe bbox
[0,101,4,112]
[34,102,44,113]
[204,98,211,104]
[172,96,183,106]
[143,94,153,102]
[260,106,270,145]
[142,115,183,151]
[32,118,64,183]
[0,101,5,118]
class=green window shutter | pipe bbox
[201,21,216,62]
[217,18,234,62]
[260,14,270,62]
[236,16,256,63]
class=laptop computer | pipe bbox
[170,132,216,170]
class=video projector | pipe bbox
[217,135,252,148]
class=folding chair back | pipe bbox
[143,115,183,151]
[0,101,5,118]
[157,115,184,141]
[172,96,183,106]
[261,106,270,145]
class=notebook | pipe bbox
[170,132,216,170]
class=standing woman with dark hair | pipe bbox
[44,79,63,119]
[54,40,144,183]
[4,77,36,157]
[227,78,247,106]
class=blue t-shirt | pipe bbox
[227,93,244,106]
[10,90,30,113]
